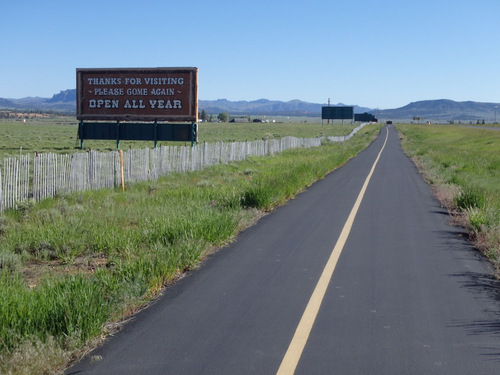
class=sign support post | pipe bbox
[154,121,158,148]
[116,121,120,149]
[78,121,84,149]
[191,122,197,147]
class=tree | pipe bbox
[200,109,207,122]
[217,112,229,122]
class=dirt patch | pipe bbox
[22,255,109,288]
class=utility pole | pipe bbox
[327,98,330,124]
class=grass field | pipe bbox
[0,120,379,374]
[397,124,500,270]
[0,117,356,159]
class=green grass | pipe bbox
[0,117,356,158]
[397,124,500,266]
[0,119,80,158]
[0,123,380,374]
[198,122,355,143]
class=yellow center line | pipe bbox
[276,126,390,375]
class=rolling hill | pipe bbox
[375,99,500,122]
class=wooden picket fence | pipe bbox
[0,124,367,211]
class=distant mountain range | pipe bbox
[1,89,499,121]
[0,89,76,112]
[198,98,373,117]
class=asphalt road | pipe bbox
[67,125,500,374]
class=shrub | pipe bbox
[0,252,22,273]
[466,207,490,232]
[454,186,485,210]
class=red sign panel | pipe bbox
[77,67,198,121]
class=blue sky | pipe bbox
[1,0,499,109]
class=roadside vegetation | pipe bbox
[397,124,500,273]
[0,122,379,374]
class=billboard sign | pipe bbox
[77,67,198,122]
[322,106,354,120]
[354,113,377,122]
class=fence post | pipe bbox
[0,166,3,212]
[120,150,125,192]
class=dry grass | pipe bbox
[0,336,74,375]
